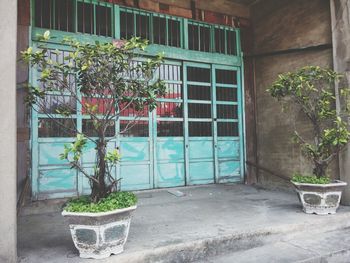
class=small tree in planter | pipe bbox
[22,31,165,258]
[268,66,350,215]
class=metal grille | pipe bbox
[216,87,237,101]
[217,105,238,119]
[217,122,238,137]
[38,118,76,137]
[216,69,237,84]
[153,16,166,44]
[34,0,74,32]
[82,119,115,137]
[187,67,210,82]
[120,120,149,137]
[188,104,211,118]
[157,102,183,117]
[157,121,183,136]
[96,4,112,37]
[188,23,211,52]
[189,122,212,137]
[188,85,211,100]
[38,95,76,114]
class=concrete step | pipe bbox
[197,227,350,263]
[18,185,350,263]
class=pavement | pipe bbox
[18,184,350,263]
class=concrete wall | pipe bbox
[17,0,30,202]
[330,0,350,204]
[0,0,17,261]
[251,0,334,188]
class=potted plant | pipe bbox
[268,66,350,215]
[22,31,165,258]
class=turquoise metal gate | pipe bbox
[29,0,245,199]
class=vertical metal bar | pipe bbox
[165,17,169,46]
[49,0,52,28]
[240,54,246,182]
[66,0,69,31]
[133,10,136,37]
[114,5,120,39]
[183,19,188,49]
[73,0,77,33]
[183,63,189,185]
[93,0,96,35]
[224,29,228,54]
[30,43,40,199]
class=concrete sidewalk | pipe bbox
[18,184,350,263]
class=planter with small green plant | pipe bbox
[22,31,165,258]
[268,66,350,215]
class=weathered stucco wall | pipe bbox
[331,0,350,204]
[251,0,334,188]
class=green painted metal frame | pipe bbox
[29,0,246,199]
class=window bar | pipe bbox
[49,0,52,29]
[133,10,137,38]
[57,0,61,30]
[224,29,228,54]
[40,0,43,28]
[92,0,96,35]
[97,1,100,35]
[67,0,70,32]
[82,0,85,33]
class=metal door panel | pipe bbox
[38,168,77,196]
[189,161,214,184]
[39,142,70,166]
[120,163,152,190]
[217,140,239,159]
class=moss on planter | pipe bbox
[64,192,137,213]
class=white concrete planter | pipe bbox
[292,180,347,215]
[62,205,137,259]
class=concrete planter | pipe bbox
[292,180,347,215]
[62,205,137,259]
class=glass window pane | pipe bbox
[216,87,237,102]
[120,120,149,137]
[168,19,181,47]
[217,122,238,137]
[38,118,76,137]
[227,30,237,55]
[135,13,149,40]
[159,64,182,81]
[55,0,74,32]
[39,95,76,114]
[157,102,183,117]
[188,85,211,101]
[187,67,210,83]
[78,2,94,34]
[163,83,182,100]
[82,119,115,137]
[35,0,52,29]
[215,28,225,54]
[153,16,166,45]
[96,5,112,37]
[217,105,238,119]
[200,26,210,52]
[157,121,183,136]
[188,104,211,118]
[82,97,115,116]
[120,11,134,39]
[189,122,212,137]
[215,69,237,85]
[188,24,199,51]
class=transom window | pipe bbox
[33,0,239,56]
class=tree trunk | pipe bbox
[91,139,108,202]
[313,161,327,178]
